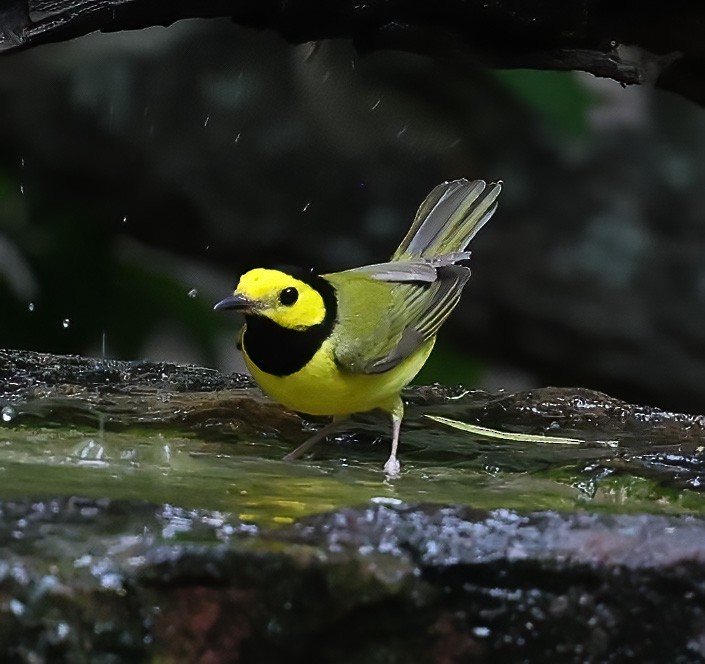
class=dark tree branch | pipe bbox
[1,1,704,105]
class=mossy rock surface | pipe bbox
[1,349,705,661]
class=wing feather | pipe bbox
[323,178,501,375]
[393,179,501,261]
[342,260,437,282]
[326,265,471,375]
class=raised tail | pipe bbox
[391,179,501,262]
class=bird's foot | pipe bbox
[383,454,401,478]
[283,417,348,461]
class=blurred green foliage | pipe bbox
[494,70,594,136]
[0,55,598,383]
[413,340,484,387]
[0,167,224,363]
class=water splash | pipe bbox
[2,406,16,423]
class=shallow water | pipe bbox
[2,399,704,527]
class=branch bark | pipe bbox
[1,1,704,105]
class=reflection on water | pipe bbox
[1,412,703,527]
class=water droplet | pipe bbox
[234,132,241,144]
[20,158,25,168]
[204,244,210,251]
[1,406,16,423]
[302,202,311,212]
[122,215,127,224]
[187,288,198,298]
[27,302,34,312]
[370,496,403,506]
[62,319,70,329]
[371,98,381,110]
[302,42,318,61]
[73,554,92,568]
[19,184,24,195]
[9,599,25,617]
[204,114,210,127]
[99,572,123,591]
[72,439,107,465]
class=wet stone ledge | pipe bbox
[3,348,705,445]
[2,349,705,660]
[2,348,705,504]
[0,498,704,662]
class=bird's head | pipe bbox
[214,268,332,330]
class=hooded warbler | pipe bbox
[215,178,502,475]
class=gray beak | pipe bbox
[213,293,255,312]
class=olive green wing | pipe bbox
[325,265,470,375]
[322,178,500,374]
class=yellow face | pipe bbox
[234,268,327,330]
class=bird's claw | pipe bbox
[383,455,401,478]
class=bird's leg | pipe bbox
[383,399,403,477]
[283,416,348,461]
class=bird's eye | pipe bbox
[279,287,299,306]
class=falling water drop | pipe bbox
[27,302,34,312]
[187,288,198,298]
[62,319,70,329]
[2,406,16,423]
[302,202,311,212]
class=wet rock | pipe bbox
[0,497,704,662]
[2,349,705,659]
[3,348,705,492]
[0,348,305,438]
[0,347,253,395]
[3,349,705,438]
[411,385,705,448]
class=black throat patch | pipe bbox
[242,273,337,377]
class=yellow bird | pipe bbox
[215,179,502,475]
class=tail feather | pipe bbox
[392,179,501,261]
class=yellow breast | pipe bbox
[243,336,435,416]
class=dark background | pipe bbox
[2,19,705,412]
